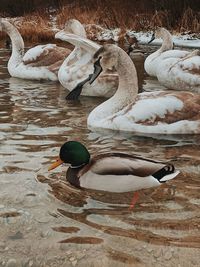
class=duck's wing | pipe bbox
[79,153,166,177]
[55,31,100,53]
[78,153,178,192]
[23,44,69,67]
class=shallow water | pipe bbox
[0,46,200,267]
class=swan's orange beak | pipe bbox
[48,157,64,171]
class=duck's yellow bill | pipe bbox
[48,157,64,171]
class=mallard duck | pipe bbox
[48,141,180,201]
[67,44,200,134]
[144,28,190,77]
[55,19,118,98]
[0,18,70,81]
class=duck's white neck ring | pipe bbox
[70,163,87,169]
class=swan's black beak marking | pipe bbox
[65,57,102,100]
[148,33,155,44]
[127,45,133,55]
[89,57,103,85]
[65,74,92,101]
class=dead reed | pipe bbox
[55,4,200,34]
[0,4,199,43]
[19,12,55,43]
[179,8,200,33]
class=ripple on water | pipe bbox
[0,46,199,265]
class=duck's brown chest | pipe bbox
[66,167,82,188]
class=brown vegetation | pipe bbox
[55,0,200,32]
[179,8,200,32]
[0,1,199,43]
[20,13,55,43]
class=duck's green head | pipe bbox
[48,141,90,171]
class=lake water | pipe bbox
[0,46,199,267]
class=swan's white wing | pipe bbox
[172,55,200,76]
[144,49,189,77]
[159,49,189,60]
[55,30,100,53]
[96,91,200,134]
[157,55,200,89]
[23,44,68,66]
[124,92,185,123]
[23,44,56,63]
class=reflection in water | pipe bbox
[0,46,200,265]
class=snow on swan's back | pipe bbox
[0,19,70,81]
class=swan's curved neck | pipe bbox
[116,49,138,100]
[159,29,173,52]
[88,48,138,122]
[3,20,24,63]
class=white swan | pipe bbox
[55,19,118,97]
[70,44,200,134]
[0,18,70,81]
[156,49,200,92]
[144,28,190,77]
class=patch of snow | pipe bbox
[128,95,184,122]
[3,16,200,49]
[129,31,200,48]
[23,44,56,62]
[97,28,121,42]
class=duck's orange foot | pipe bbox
[129,191,139,210]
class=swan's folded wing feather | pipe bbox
[79,153,165,177]
[161,55,200,87]
[177,56,200,76]
[55,31,100,53]
[23,44,69,66]
[120,92,200,125]
[159,50,189,60]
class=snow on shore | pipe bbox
[130,31,200,48]
[3,16,200,49]
[98,28,200,48]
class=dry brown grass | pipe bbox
[179,8,200,33]
[0,5,199,44]
[19,12,54,43]
[150,10,171,29]
[56,5,101,28]
[55,4,200,34]
[0,11,55,44]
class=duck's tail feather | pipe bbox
[152,164,180,183]
[159,170,180,182]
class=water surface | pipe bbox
[0,46,199,267]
